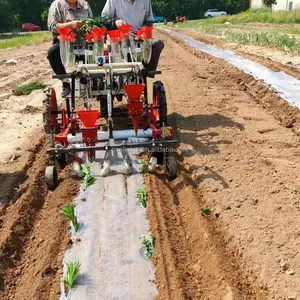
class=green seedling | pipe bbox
[202,207,211,216]
[60,203,80,232]
[64,261,81,292]
[136,188,147,208]
[140,160,148,174]
[80,16,113,35]
[140,235,154,259]
[82,164,96,190]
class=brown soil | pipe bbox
[145,31,300,300]
[0,43,60,204]
[0,135,80,300]
[20,105,42,114]
[0,43,79,300]
[1,29,300,300]
[0,43,53,93]
[165,29,300,131]
[146,172,266,300]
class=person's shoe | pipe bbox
[61,82,71,98]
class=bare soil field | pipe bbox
[1,31,300,299]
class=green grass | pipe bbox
[0,32,52,49]
[14,81,46,96]
[226,30,300,52]
[168,18,300,54]
[204,8,300,24]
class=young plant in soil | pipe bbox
[64,261,81,292]
[60,203,80,232]
[140,160,148,174]
[82,164,96,190]
[202,206,211,216]
[136,188,147,208]
[139,235,154,259]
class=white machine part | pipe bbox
[67,129,153,143]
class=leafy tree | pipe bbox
[0,0,15,32]
[0,0,250,32]
[262,0,277,8]
[88,0,107,16]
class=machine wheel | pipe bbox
[151,149,164,165]
[153,81,168,127]
[43,88,59,134]
[166,156,178,180]
[56,153,68,169]
[54,144,67,169]
[45,166,58,190]
[42,89,52,134]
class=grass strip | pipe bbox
[0,32,52,49]
[204,8,300,25]
[169,22,300,54]
[14,81,46,96]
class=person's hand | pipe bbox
[70,20,82,29]
[115,19,126,28]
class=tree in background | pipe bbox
[0,0,19,33]
[88,0,107,15]
[152,0,249,20]
[0,0,250,32]
[262,0,277,8]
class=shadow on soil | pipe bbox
[0,171,28,205]
[168,112,244,155]
[166,112,245,188]
[173,113,245,132]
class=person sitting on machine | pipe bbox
[101,0,164,75]
[47,0,93,98]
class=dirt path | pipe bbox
[0,43,53,94]
[1,31,300,300]
[145,31,300,300]
[0,43,75,300]
[0,43,60,207]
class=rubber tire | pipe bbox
[42,90,51,134]
[153,81,168,127]
[152,150,164,166]
[56,153,67,169]
[166,156,177,180]
[45,166,58,190]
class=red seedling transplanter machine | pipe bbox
[44,25,178,189]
